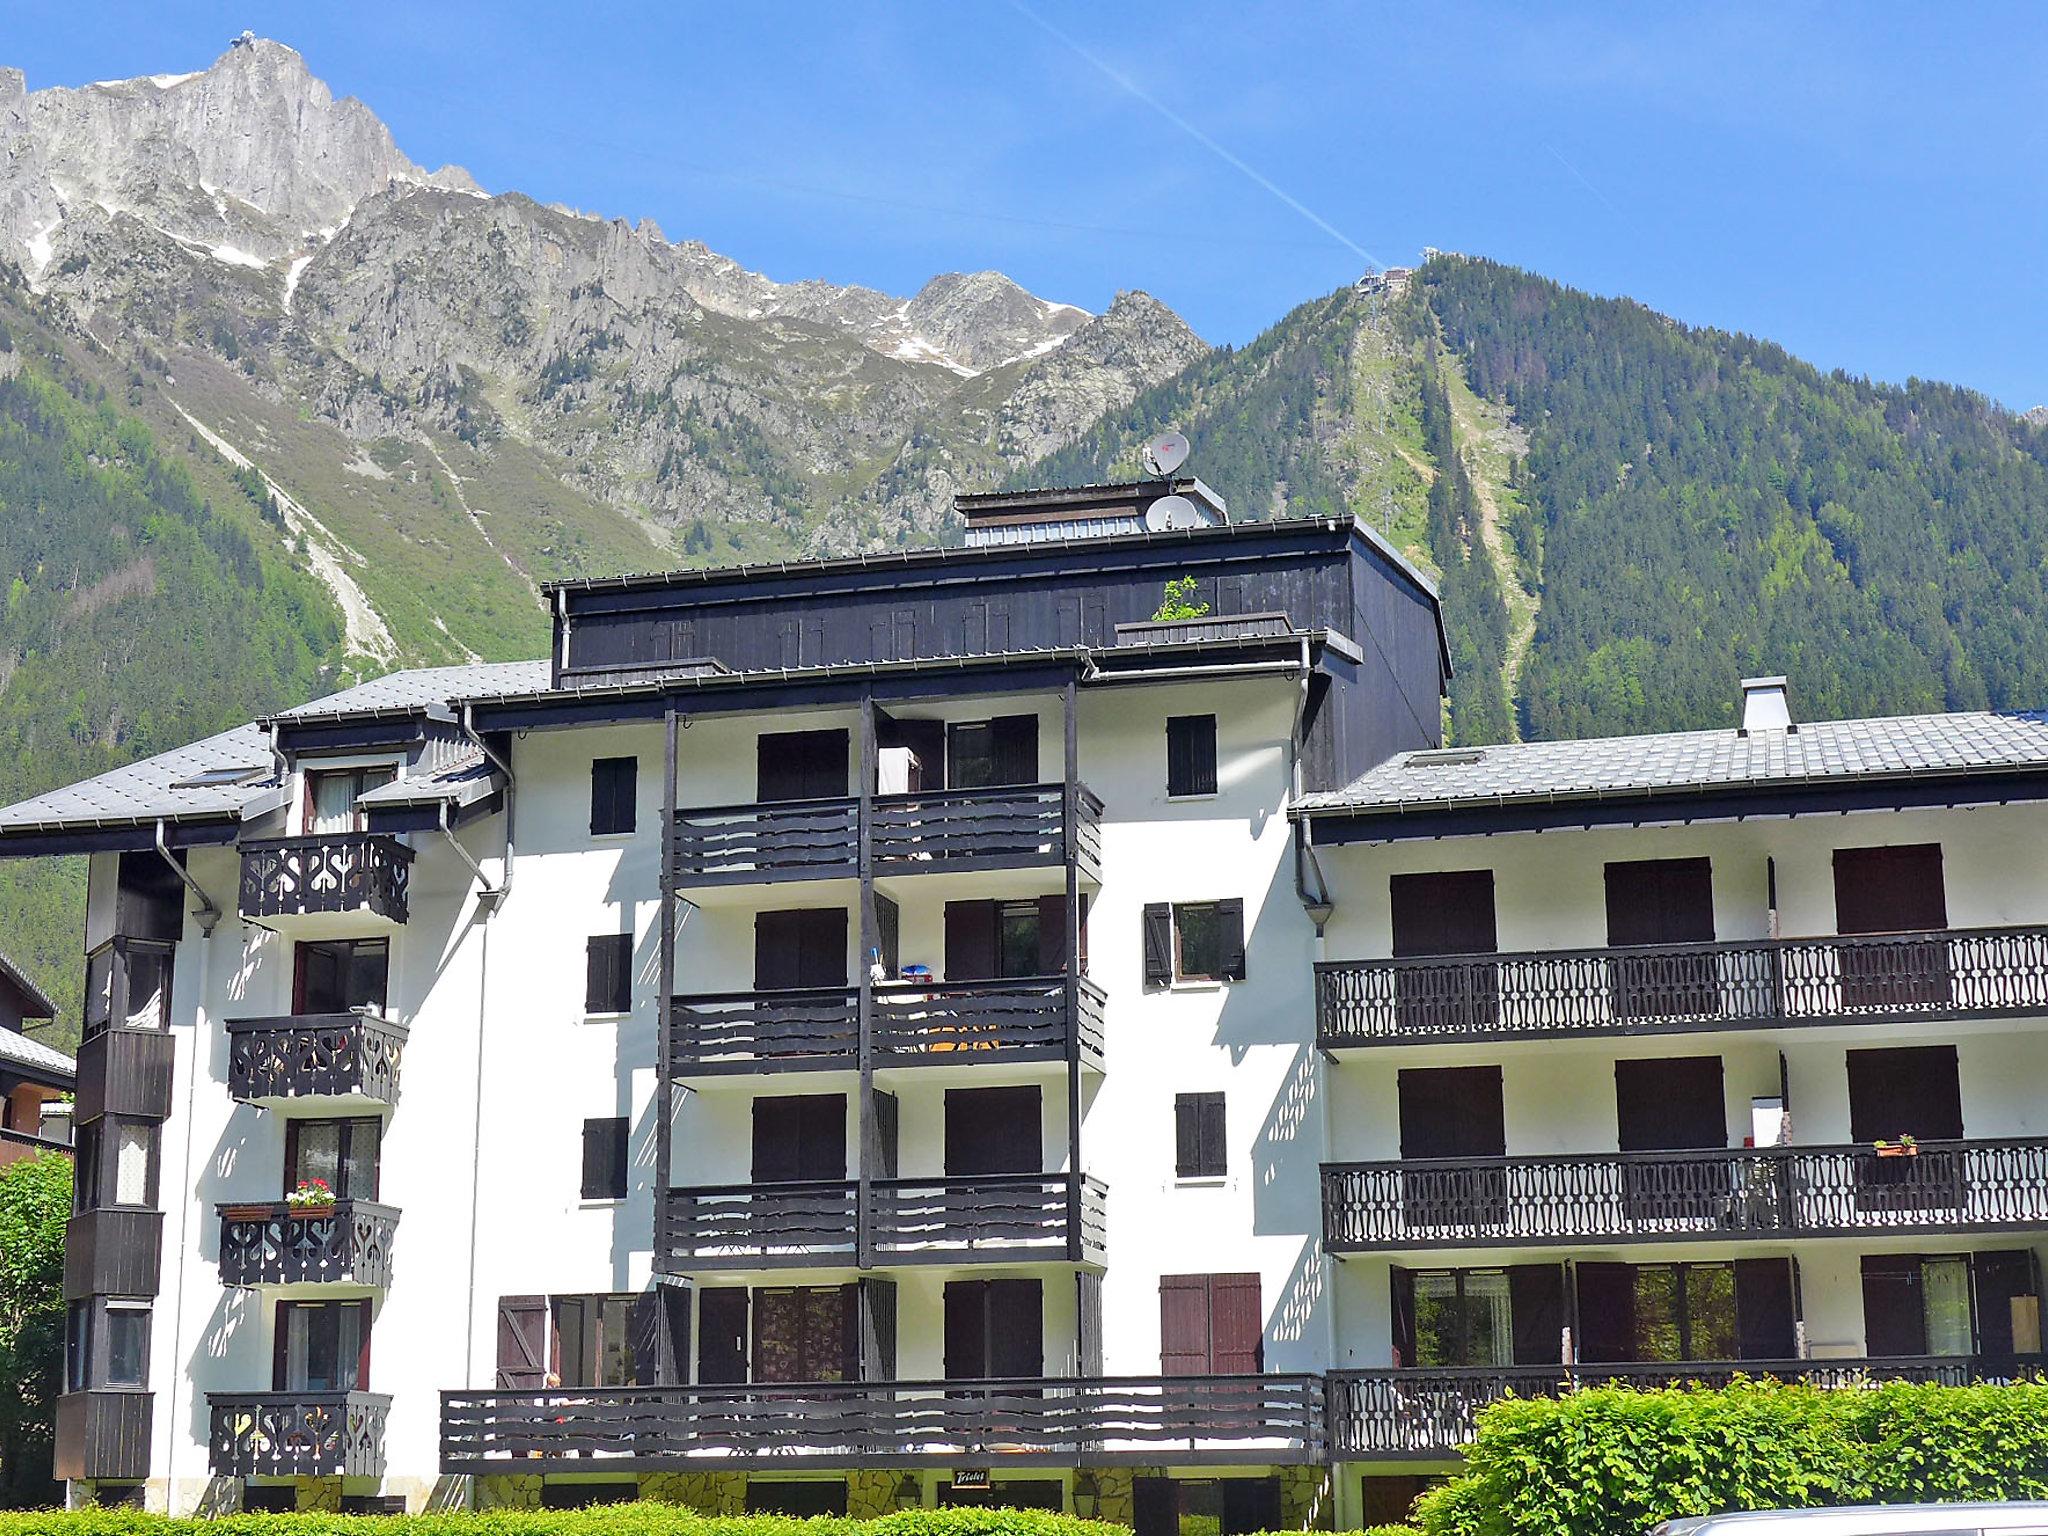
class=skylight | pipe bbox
[1404,748,1485,769]
[169,765,269,789]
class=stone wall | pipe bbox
[640,1470,746,1515]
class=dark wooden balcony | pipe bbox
[669,977,1105,1075]
[671,784,1101,886]
[225,1011,407,1106]
[1315,925,2048,1049]
[239,833,412,926]
[74,1024,176,1122]
[1322,1137,2048,1251]
[1328,1357,2037,1458]
[658,1174,1106,1269]
[216,1199,398,1287]
[441,1372,1325,1471]
[208,1390,391,1477]
[55,1389,153,1481]
[63,1208,163,1300]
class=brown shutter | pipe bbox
[945,901,998,982]
[751,1097,801,1183]
[1615,1057,1727,1152]
[626,1294,662,1385]
[1077,892,1090,974]
[354,1298,373,1389]
[1861,1255,1926,1357]
[1973,1251,2035,1359]
[1604,858,1716,946]
[1574,1263,1638,1363]
[858,1278,897,1381]
[1076,1271,1104,1376]
[1208,1272,1264,1374]
[1142,903,1173,986]
[1834,844,1948,934]
[1389,1267,1416,1368]
[1391,870,1498,957]
[1036,895,1067,975]
[1175,1095,1202,1179]
[1847,1045,1963,1143]
[990,715,1039,785]
[944,1279,988,1379]
[754,910,799,990]
[1734,1258,1797,1360]
[873,1090,899,1178]
[1509,1265,1566,1365]
[1216,898,1247,981]
[988,1277,1044,1377]
[1158,1275,1211,1376]
[1166,715,1217,796]
[273,1300,291,1390]
[1398,1066,1506,1159]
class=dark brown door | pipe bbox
[697,1287,748,1383]
[1508,1265,1567,1365]
[943,1278,1043,1379]
[1833,844,1950,1008]
[1397,1066,1507,1229]
[1847,1045,1966,1214]
[1574,1262,1638,1363]
[756,730,849,801]
[753,909,848,989]
[1734,1258,1798,1360]
[1390,870,1499,1032]
[1158,1273,1262,1375]
[495,1296,548,1388]
[750,1094,847,1183]
[1860,1255,1928,1357]
[943,1085,1040,1176]
[1604,858,1719,1020]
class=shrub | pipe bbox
[0,1506,1134,1536]
[1415,1377,2048,1536]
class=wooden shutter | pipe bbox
[797,1094,848,1181]
[1847,1045,1963,1142]
[873,1090,899,1179]
[796,909,849,988]
[757,729,849,801]
[1076,1271,1104,1376]
[272,1300,291,1390]
[1391,870,1498,957]
[585,934,630,1014]
[1036,895,1068,975]
[945,1085,1039,1176]
[753,910,798,990]
[697,1287,748,1384]
[628,1292,662,1385]
[1133,1477,1176,1536]
[1973,1251,2035,1358]
[944,1280,989,1378]
[1398,1066,1506,1159]
[1389,1268,1415,1368]
[495,1296,549,1389]
[353,1298,372,1390]
[1175,1092,1226,1179]
[1142,903,1174,986]
[1216,898,1247,980]
[945,901,999,982]
[590,756,637,836]
[1166,715,1218,796]
[1615,1057,1727,1151]
[1734,1258,1797,1360]
[1208,1273,1263,1373]
[1604,858,1716,946]
[988,1278,1044,1378]
[1834,844,1948,933]
[875,895,899,977]
[1860,1255,1927,1357]
[657,1287,690,1385]
[990,715,1039,785]
[751,1097,801,1184]
[1157,1275,1211,1375]
[1508,1265,1566,1365]
[1574,1263,1638,1363]
[858,1278,897,1381]
[581,1117,627,1200]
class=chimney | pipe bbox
[1740,675,1792,735]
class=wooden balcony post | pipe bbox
[1063,676,1084,1263]
[656,708,678,1269]
[856,693,879,1269]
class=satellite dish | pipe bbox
[1141,430,1190,478]
[1144,494,1206,532]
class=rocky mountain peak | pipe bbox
[902,270,1086,372]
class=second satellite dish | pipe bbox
[1143,494,1206,532]
[1142,430,1190,478]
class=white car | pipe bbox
[1656,1505,2048,1536]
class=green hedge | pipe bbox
[0,1510,1124,1536]
[1415,1378,2048,1536]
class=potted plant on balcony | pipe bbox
[286,1177,337,1212]
[1873,1134,1919,1159]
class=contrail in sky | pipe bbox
[1005,0,1385,269]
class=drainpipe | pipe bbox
[155,820,220,935]
[460,703,515,903]
[1287,639,1334,937]
[437,800,498,900]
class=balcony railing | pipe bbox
[239,833,412,924]
[659,1174,1106,1269]
[225,1010,408,1105]
[669,977,1105,1074]
[1328,1357,2037,1458]
[1322,1137,2048,1250]
[1315,926,2048,1048]
[441,1372,1324,1471]
[216,1199,399,1287]
[671,784,1101,886]
[208,1390,391,1477]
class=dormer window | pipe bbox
[303,766,397,834]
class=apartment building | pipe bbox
[9,474,2047,1527]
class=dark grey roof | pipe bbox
[0,952,56,1019]
[1295,710,2048,820]
[267,660,549,723]
[356,751,498,808]
[0,1025,74,1081]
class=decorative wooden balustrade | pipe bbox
[659,1174,1106,1269]
[672,784,1101,885]
[225,1011,407,1105]
[1322,1138,2048,1250]
[441,1372,1325,1471]
[1328,1357,2034,1457]
[238,833,412,924]
[216,1199,399,1287]
[669,977,1105,1074]
[1315,926,2048,1048]
[208,1390,391,1477]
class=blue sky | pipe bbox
[12,3,2047,406]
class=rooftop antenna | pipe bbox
[1141,429,1189,479]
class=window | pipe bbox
[747,1482,850,1518]
[1860,1251,2036,1357]
[275,1299,369,1391]
[581,1116,629,1201]
[944,896,1079,981]
[553,1294,646,1387]
[285,1118,380,1201]
[113,1121,155,1207]
[102,1304,149,1388]
[947,716,1038,789]
[1143,901,1246,984]
[294,937,389,1014]
[75,1118,158,1211]
[590,756,638,836]
[303,765,397,834]
[65,1301,89,1392]
[586,933,633,1015]
[1175,1092,1227,1179]
[1414,1271,1512,1367]
[1166,715,1218,797]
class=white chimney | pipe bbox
[1740,675,1792,734]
